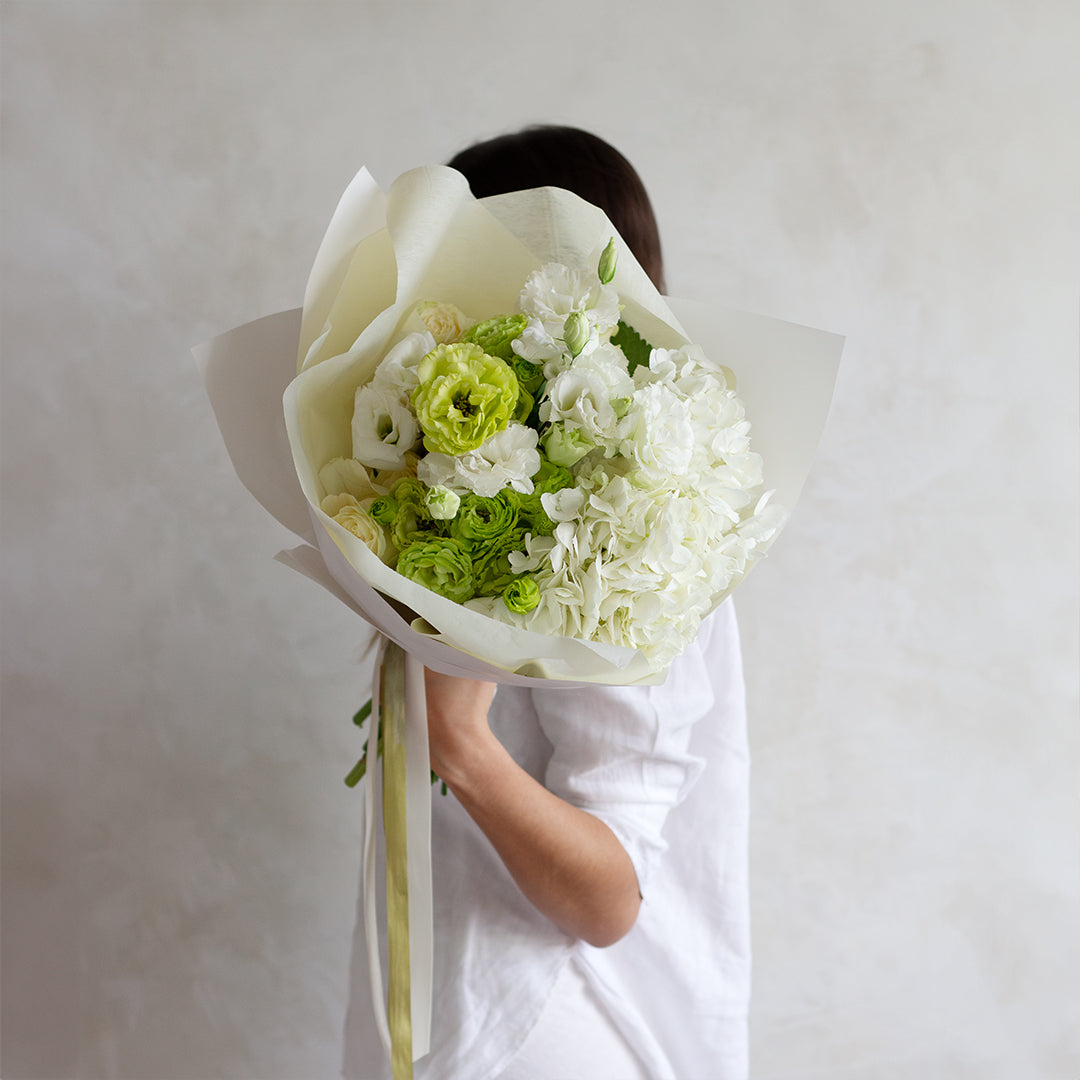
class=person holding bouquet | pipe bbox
[343,127,752,1080]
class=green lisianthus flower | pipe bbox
[508,354,545,396]
[504,454,575,537]
[532,455,575,496]
[503,576,541,614]
[412,342,519,456]
[512,385,535,426]
[459,314,528,361]
[388,477,439,549]
[396,538,475,603]
[449,491,519,549]
[472,530,531,597]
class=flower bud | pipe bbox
[563,310,589,358]
[597,237,618,284]
[503,576,541,614]
[424,485,461,521]
[541,424,593,468]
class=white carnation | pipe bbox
[519,263,621,340]
[540,344,634,446]
[417,423,540,498]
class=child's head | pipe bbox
[448,125,666,293]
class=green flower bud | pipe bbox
[412,342,520,456]
[597,237,618,284]
[368,496,398,525]
[541,423,594,468]
[563,310,589,358]
[459,314,529,361]
[424,485,461,521]
[503,576,541,614]
[505,454,573,537]
[396,538,475,603]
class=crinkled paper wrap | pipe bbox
[194,164,843,1073]
[198,165,843,686]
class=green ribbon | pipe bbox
[381,642,413,1080]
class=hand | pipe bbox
[424,668,497,785]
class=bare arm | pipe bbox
[425,669,641,948]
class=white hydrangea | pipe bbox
[617,382,695,480]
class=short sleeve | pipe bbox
[529,625,719,894]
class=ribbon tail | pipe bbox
[363,637,392,1060]
[359,638,434,1075]
[402,649,433,1059]
[381,642,413,1080]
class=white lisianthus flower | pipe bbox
[511,317,568,372]
[352,383,420,470]
[417,423,540,498]
[519,263,621,340]
[371,331,435,395]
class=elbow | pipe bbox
[578,893,641,949]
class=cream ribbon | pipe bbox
[363,637,433,1075]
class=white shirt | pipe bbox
[342,600,750,1080]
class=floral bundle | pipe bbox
[313,237,782,670]
[197,163,841,1072]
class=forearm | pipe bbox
[430,710,641,948]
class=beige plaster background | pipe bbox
[2,2,1077,1077]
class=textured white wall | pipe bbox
[2,3,1077,1078]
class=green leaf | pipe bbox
[611,320,653,374]
[345,698,447,793]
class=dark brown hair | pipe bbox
[448,126,666,293]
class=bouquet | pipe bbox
[197,164,842,1076]
[315,237,784,673]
